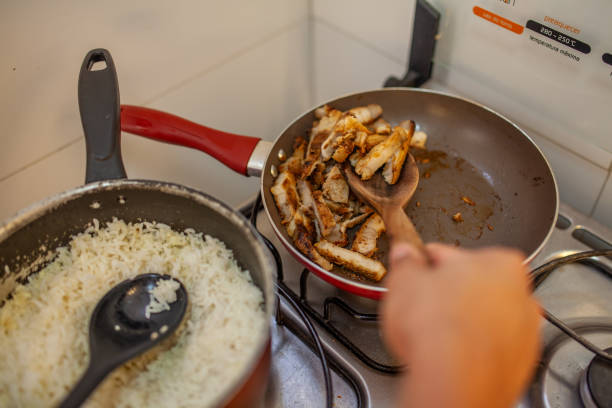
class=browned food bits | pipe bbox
[452,212,464,223]
[487,224,494,231]
[416,201,421,207]
[461,196,476,206]
[423,171,431,179]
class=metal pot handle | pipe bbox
[79,48,127,183]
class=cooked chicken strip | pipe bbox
[310,161,326,189]
[324,199,353,217]
[279,136,306,175]
[303,109,342,177]
[297,179,321,240]
[297,179,315,209]
[320,115,349,161]
[315,240,387,281]
[382,121,414,184]
[331,132,356,163]
[348,104,383,124]
[331,116,367,162]
[312,190,336,237]
[342,210,373,230]
[322,165,349,203]
[355,127,405,180]
[398,120,413,131]
[326,224,348,247]
[293,225,333,270]
[349,150,363,167]
[352,213,386,257]
[410,130,428,149]
[365,134,388,151]
[399,120,427,148]
[371,117,391,134]
[270,171,300,238]
[311,109,343,140]
[314,104,332,119]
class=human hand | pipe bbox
[381,243,541,408]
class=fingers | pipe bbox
[424,242,462,265]
[389,243,426,266]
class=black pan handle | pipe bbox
[78,48,127,183]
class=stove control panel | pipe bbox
[428,0,612,155]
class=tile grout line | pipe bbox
[527,129,611,172]
[139,17,308,107]
[0,16,309,185]
[589,169,611,217]
[307,0,316,106]
[0,137,81,183]
[312,16,407,66]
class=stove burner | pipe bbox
[580,347,612,408]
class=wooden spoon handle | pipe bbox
[382,206,430,264]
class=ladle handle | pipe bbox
[382,205,430,265]
[58,359,115,408]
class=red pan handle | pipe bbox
[120,105,261,175]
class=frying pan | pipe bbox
[0,49,275,407]
[120,88,558,300]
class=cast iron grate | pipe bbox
[242,193,402,375]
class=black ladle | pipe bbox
[59,274,188,408]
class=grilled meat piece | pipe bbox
[315,240,387,281]
[349,150,363,167]
[348,104,383,124]
[271,170,300,238]
[303,109,342,177]
[382,122,414,185]
[314,104,332,119]
[371,117,391,134]
[352,213,386,257]
[410,130,428,149]
[365,134,388,151]
[293,225,333,270]
[355,127,405,180]
[312,190,336,237]
[279,136,306,175]
[322,165,349,204]
[310,161,326,189]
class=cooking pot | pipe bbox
[0,49,275,407]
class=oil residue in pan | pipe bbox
[407,148,503,247]
[329,147,503,286]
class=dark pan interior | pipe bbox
[261,88,558,289]
[0,181,274,307]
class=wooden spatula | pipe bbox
[343,155,426,255]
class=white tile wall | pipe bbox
[312,20,405,104]
[525,129,609,216]
[311,0,416,64]
[0,1,308,221]
[0,0,306,181]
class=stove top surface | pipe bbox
[254,202,612,407]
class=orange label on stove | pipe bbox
[473,6,523,34]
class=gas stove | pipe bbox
[243,199,612,407]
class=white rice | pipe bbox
[0,218,267,407]
[145,278,181,319]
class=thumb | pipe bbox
[389,243,429,276]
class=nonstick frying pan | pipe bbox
[120,88,559,300]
